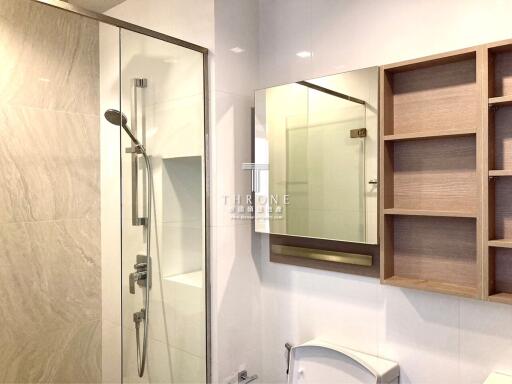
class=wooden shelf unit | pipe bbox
[380,47,482,299]
[485,41,512,302]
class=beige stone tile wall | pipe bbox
[0,0,101,382]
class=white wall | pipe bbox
[257,1,512,384]
[212,0,262,382]
[259,0,512,87]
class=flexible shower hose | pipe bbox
[135,149,153,378]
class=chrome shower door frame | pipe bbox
[30,0,212,382]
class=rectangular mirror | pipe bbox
[254,67,378,244]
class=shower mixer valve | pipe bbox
[129,255,151,294]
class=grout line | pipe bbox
[0,102,100,118]
[0,217,100,225]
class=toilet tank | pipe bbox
[288,339,399,384]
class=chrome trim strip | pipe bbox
[32,0,208,53]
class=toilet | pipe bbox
[288,339,399,384]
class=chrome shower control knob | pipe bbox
[129,271,147,294]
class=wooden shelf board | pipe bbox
[489,292,512,305]
[489,169,512,177]
[382,47,477,72]
[489,95,512,107]
[383,129,476,142]
[384,276,477,298]
[489,239,512,248]
[384,208,477,218]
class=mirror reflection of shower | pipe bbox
[104,107,153,378]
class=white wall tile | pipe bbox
[460,299,512,383]
[260,244,381,383]
[378,287,461,384]
[211,223,262,382]
[215,0,259,96]
[106,0,214,49]
[211,91,253,228]
[210,5,262,380]
[258,0,512,89]
[258,0,312,88]
[169,345,207,384]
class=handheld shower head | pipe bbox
[104,108,128,127]
[104,108,142,148]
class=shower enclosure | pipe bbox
[0,0,209,383]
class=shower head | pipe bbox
[104,108,128,127]
[104,109,142,148]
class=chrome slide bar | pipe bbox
[129,78,148,226]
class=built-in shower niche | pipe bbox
[161,155,203,284]
[160,154,205,364]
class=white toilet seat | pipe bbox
[287,339,399,384]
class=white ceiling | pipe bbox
[68,0,126,14]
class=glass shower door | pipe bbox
[119,29,206,383]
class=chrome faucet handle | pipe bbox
[129,272,136,294]
[134,262,147,270]
[238,370,258,384]
[129,271,147,294]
